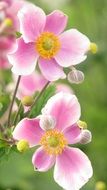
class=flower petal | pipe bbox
[54,147,93,190]
[44,10,68,35]
[32,146,55,172]
[42,92,81,131]
[39,58,66,81]
[18,4,46,42]
[13,118,44,147]
[63,124,81,144]
[55,29,90,67]
[17,71,47,99]
[8,38,38,75]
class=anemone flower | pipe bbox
[8,4,91,81]
[13,92,93,190]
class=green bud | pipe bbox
[17,139,29,153]
[21,96,34,107]
[77,120,87,129]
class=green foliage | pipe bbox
[0,94,10,118]
[0,141,18,162]
[30,84,56,117]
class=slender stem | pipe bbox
[7,75,21,128]
[13,102,22,126]
[24,81,50,117]
[0,123,4,133]
[0,138,16,145]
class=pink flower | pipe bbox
[8,4,90,81]
[0,0,26,69]
[16,71,47,99]
[13,92,93,190]
[15,71,73,99]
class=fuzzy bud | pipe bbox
[21,96,34,107]
[77,120,87,129]
[68,69,84,84]
[80,130,92,144]
[40,115,56,131]
[95,181,106,190]
[17,139,29,153]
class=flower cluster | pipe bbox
[0,1,98,190]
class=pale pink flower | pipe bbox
[13,92,93,190]
[0,0,26,69]
[15,71,73,99]
[16,71,47,99]
[8,4,90,81]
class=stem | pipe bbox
[0,123,4,133]
[7,75,21,128]
[13,102,22,126]
[24,81,50,117]
[0,138,16,145]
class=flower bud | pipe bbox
[80,130,92,144]
[90,42,98,54]
[21,96,34,107]
[68,69,84,84]
[95,181,106,190]
[40,115,56,131]
[77,120,87,129]
[17,139,29,153]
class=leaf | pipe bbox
[0,145,19,163]
[0,94,10,117]
[0,139,8,148]
[30,84,56,117]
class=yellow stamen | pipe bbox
[90,42,98,54]
[40,129,67,155]
[3,18,13,27]
[35,32,60,59]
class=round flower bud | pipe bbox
[80,130,92,144]
[21,96,34,107]
[90,42,98,54]
[4,18,13,27]
[77,120,87,129]
[68,69,84,84]
[95,181,106,190]
[17,139,29,153]
[40,115,56,131]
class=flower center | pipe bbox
[40,130,68,155]
[35,32,61,59]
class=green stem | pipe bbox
[13,102,22,126]
[0,138,16,145]
[24,81,50,117]
[7,76,21,128]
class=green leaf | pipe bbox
[0,94,10,117]
[30,84,56,117]
[0,148,5,158]
[0,139,8,148]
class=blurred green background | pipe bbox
[0,0,107,189]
